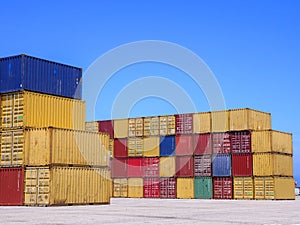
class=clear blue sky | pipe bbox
[1,1,299,183]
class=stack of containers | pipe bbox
[0,54,111,206]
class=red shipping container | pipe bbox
[194,133,211,155]
[142,157,159,177]
[127,158,143,178]
[175,114,193,135]
[231,131,251,153]
[144,178,160,198]
[213,177,232,199]
[212,133,231,154]
[176,156,194,177]
[111,158,128,178]
[232,153,252,176]
[114,139,128,158]
[160,178,176,198]
[194,155,212,177]
[0,168,24,206]
[98,120,114,139]
[176,135,194,155]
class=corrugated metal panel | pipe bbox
[159,178,176,198]
[159,157,175,177]
[128,137,143,157]
[127,178,143,198]
[159,115,175,136]
[85,121,98,132]
[193,112,211,133]
[113,119,128,138]
[143,178,160,198]
[128,118,143,137]
[0,167,24,205]
[176,178,194,199]
[160,136,175,156]
[233,177,253,199]
[232,154,252,176]
[212,133,231,154]
[213,177,233,199]
[194,177,213,199]
[113,139,128,158]
[0,91,85,130]
[143,116,159,136]
[175,135,194,155]
[211,110,229,132]
[142,157,159,177]
[176,156,194,177]
[274,177,295,200]
[111,158,127,178]
[194,155,212,177]
[194,134,211,155]
[212,154,231,177]
[143,137,160,157]
[98,120,114,139]
[127,158,143,178]
[113,178,128,198]
[0,54,82,99]
[231,131,251,153]
[109,139,114,158]
[175,114,193,135]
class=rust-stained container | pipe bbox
[251,130,293,154]
[193,112,211,134]
[127,178,143,198]
[128,118,144,137]
[211,110,229,132]
[194,133,211,155]
[98,120,114,139]
[113,139,128,158]
[231,131,251,153]
[113,178,128,198]
[194,155,212,177]
[252,153,293,176]
[176,156,194,177]
[128,137,143,157]
[142,157,159,177]
[233,177,254,199]
[24,166,111,206]
[143,136,160,157]
[143,178,160,198]
[159,115,175,136]
[175,114,193,135]
[0,91,85,130]
[229,108,271,131]
[85,121,98,132]
[0,167,24,206]
[114,119,128,138]
[176,178,194,199]
[127,158,143,178]
[212,132,231,154]
[159,157,176,177]
[175,135,194,156]
[213,177,233,199]
[111,158,127,178]
[159,177,176,198]
[143,116,159,136]
[232,154,252,176]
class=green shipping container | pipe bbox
[194,177,213,199]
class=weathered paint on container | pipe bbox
[143,116,159,136]
[128,118,143,137]
[0,91,85,130]
[143,136,160,157]
[142,157,159,177]
[0,54,82,99]
[232,154,252,176]
[194,133,211,155]
[212,133,231,154]
[127,158,143,178]
[233,177,254,199]
[159,115,175,136]
[251,130,293,154]
[113,139,128,158]
[212,154,231,177]
[194,177,213,199]
[229,108,271,131]
[193,112,211,134]
[159,177,176,198]
[127,178,143,198]
[175,135,194,156]
[0,167,24,206]
[85,121,98,132]
[175,114,193,135]
[159,157,176,177]
[231,131,251,153]
[128,137,143,157]
[253,153,293,176]
[176,178,194,199]
[160,136,175,156]
[113,178,128,198]
[176,156,194,177]
[143,178,160,198]
[24,166,111,206]
[111,158,127,178]
[194,155,212,177]
[211,110,229,132]
[98,120,114,139]
[113,119,128,138]
[213,177,233,199]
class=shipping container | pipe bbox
[251,130,292,154]
[232,154,252,176]
[160,136,175,156]
[213,177,233,199]
[159,157,176,177]
[113,178,128,198]
[113,139,128,158]
[194,177,213,199]
[233,177,253,199]
[194,155,212,177]
[176,178,194,199]
[159,115,175,136]
[254,177,295,200]
[128,118,143,137]
[193,112,211,134]
[212,133,231,154]
[252,153,293,176]
[175,114,193,135]
[212,154,231,177]
[175,135,194,155]
[127,178,143,198]
[109,139,114,158]
[0,167,24,205]
[24,166,111,206]
[0,54,82,99]
[113,119,128,138]
[0,91,85,130]
[159,177,176,198]
[176,156,194,177]
[144,178,160,198]
[111,158,127,178]
[211,110,229,132]
[85,121,98,132]
[143,137,160,157]
[194,133,211,155]
[127,158,143,178]
[142,157,159,177]
[128,137,143,157]
[143,116,159,136]
[229,108,271,131]
[231,131,251,153]
[98,120,114,139]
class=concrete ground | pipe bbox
[1,197,300,225]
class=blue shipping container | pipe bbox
[0,54,82,99]
[160,136,176,156]
[212,154,231,177]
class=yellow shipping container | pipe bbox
[109,139,114,158]
[229,108,271,131]
[251,130,292,154]
[127,178,143,198]
[143,136,160,157]
[253,153,293,176]
[159,115,175,136]
[0,128,110,167]
[114,119,128,138]
[177,178,194,199]
[254,177,295,200]
[0,91,85,130]
[85,121,98,132]
[193,112,211,133]
[159,157,175,177]
[144,116,159,136]
[128,137,143,157]
[211,110,229,132]
[24,166,111,206]
[233,177,254,199]
[113,178,128,198]
[128,118,143,137]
